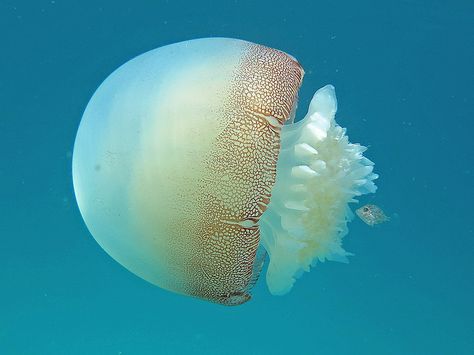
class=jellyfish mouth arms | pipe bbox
[259,85,378,295]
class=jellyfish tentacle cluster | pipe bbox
[260,85,378,295]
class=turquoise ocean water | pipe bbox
[1,1,473,354]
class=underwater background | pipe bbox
[1,0,473,354]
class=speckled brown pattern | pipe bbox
[188,43,304,305]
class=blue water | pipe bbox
[1,1,473,354]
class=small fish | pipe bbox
[356,204,389,226]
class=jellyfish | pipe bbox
[73,38,378,305]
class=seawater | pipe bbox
[1,1,472,354]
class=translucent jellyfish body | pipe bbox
[73,38,378,305]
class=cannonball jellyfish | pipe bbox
[73,38,378,305]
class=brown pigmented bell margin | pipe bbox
[188,43,304,305]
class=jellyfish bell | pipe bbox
[73,37,378,305]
